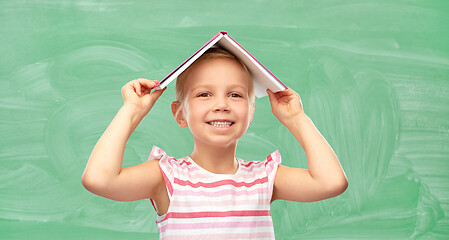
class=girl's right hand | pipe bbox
[121,78,166,117]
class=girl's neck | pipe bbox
[190,141,239,175]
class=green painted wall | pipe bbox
[1,0,448,239]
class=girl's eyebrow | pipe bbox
[227,84,248,91]
[190,84,212,92]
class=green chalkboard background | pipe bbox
[1,0,448,239]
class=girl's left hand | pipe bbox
[266,88,304,126]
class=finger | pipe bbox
[150,87,166,100]
[277,88,291,98]
[266,89,273,100]
[275,89,297,103]
[143,87,166,107]
[140,79,159,90]
[133,80,142,96]
[284,88,299,98]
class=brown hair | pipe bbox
[173,48,254,120]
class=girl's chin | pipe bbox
[194,137,240,148]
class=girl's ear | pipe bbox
[171,101,188,127]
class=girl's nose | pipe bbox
[213,97,230,112]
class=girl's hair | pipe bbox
[175,48,254,118]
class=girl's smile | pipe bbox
[207,120,235,128]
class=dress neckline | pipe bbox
[187,156,241,176]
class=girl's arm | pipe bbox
[267,89,348,202]
[82,79,166,202]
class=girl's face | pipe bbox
[175,58,255,148]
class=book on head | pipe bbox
[155,31,287,98]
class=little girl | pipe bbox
[82,48,348,239]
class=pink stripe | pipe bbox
[264,154,273,167]
[170,198,270,208]
[162,232,274,240]
[176,187,265,197]
[161,210,271,222]
[241,161,259,167]
[160,220,272,233]
[178,160,191,166]
[265,151,281,175]
[244,162,267,173]
[185,167,262,179]
[174,176,268,188]
[264,154,276,175]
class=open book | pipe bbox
[155,31,286,98]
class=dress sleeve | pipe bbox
[148,146,174,199]
[264,150,282,201]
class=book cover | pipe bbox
[156,31,286,98]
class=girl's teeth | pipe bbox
[209,121,232,127]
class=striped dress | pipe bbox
[148,146,282,240]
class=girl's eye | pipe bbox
[229,93,242,98]
[197,92,211,97]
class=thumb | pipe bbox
[150,87,166,102]
[143,87,166,109]
[266,89,277,106]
